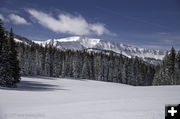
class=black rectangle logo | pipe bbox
[165,104,180,119]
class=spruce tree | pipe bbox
[0,20,14,87]
[8,28,21,83]
[175,51,180,84]
[0,20,21,87]
[153,48,180,85]
[176,51,180,70]
[168,47,176,84]
[0,19,4,52]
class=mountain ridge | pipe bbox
[13,34,166,62]
[33,36,166,60]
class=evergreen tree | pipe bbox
[8,28,21,83]
[81,54,90,79]
[175,51,180,84]
[167,47,176,84]
[0,20,16,87]
[176,51,180,70]
[153,48,180,85]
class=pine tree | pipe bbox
[175,51,180,84]
[0,20,14,87]
[153,48,180,85]
[0,20,21,87]
[81,54,90,79]
[8,28,21,83]
[167,47,176,84]
[0,19,3,50]
[176,51,180,70]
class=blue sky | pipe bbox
[0,0,180,50]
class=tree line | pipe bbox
[16,41,155,86]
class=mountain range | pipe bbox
[14,35,166,62]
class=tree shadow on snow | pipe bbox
[0,80,67,91]
[61,77,89,81]
[23,76,58,80]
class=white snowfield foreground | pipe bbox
[0,77,180,119]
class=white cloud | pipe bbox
[27,9,111,36]
[9,14,30,25]
[90,23,108,35]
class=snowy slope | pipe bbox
[0,77,180,119]
[14,38,23,43]
[34,36,166,60]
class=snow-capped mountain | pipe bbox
[34,36,166,60]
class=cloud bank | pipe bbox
[27,9,111,36]
[9,14,30,25]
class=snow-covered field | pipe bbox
[0,77,180,119]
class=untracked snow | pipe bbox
[0,77,180,119]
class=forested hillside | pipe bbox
[15,38,180,86]
[16,42,155,86]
